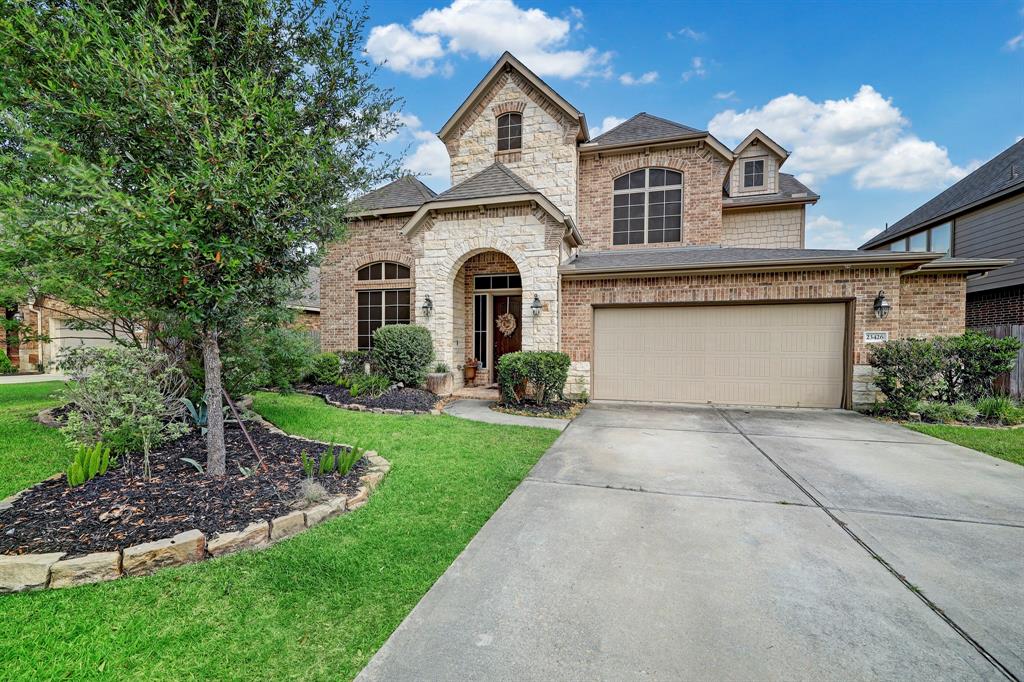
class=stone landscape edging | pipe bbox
[0,422,391,594]
[299,388,443,415]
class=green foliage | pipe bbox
[976,396,1024,425]
[180,457,205,475]
[0,353,16,375]
[371,325,434,386]
[337,443,363,476]
[339,351,370,377]
[349,373,391,399]
[318,444,337,475]
[869,338,944,417]
[59,347,188,471]
[308,352,341,385]
[179,397,208,432]
[261,328,316,391]
[916,401,955,424]
[949,401,980,423]
[497,351,571,406]
[66,442,111,487]
[300,450,314,478]
[934,330,1022,403]
[433,362,449,374]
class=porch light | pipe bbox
[531,294,542,316]
[873,290,891,319]
[421,296,433,318]
[12,311,23,323]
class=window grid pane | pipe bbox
[497,113,522,151]
[612,169,682,245]
[744,160,765,187]
[357,288,411,350]
[474,295,487,369]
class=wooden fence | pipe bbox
[973,324,1024,399]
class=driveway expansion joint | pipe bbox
[524,476,815,509]
[714,406,1020,682]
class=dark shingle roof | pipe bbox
[723,173,819,208]
[586,113,705,149]
[352,175,437,213]
[560,246,932,275]
[434,163,537,202]
[290,267,320,311]
[862,139,1024,249]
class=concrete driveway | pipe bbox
[359,403,1024,681]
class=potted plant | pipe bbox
[426,362,454,396]
[463,357,479,381]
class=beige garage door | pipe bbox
[593,303,847,408]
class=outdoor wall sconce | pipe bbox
[421,296,433,318]
[531,294,542,316]
[12,311,23,323]
[873,290,891,319]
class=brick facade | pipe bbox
[966,285,1024,326]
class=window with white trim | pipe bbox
[612,168,683,245]
[743,159,765,188]
[357,289,410,350]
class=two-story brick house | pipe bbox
[321,52,1007,409]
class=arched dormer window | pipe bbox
[612,168,683,245]
[497,112,522,151]
[357,261,410,281]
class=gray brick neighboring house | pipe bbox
[320,51,1009,409]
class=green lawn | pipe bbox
[907,423,1024,466]
[0,381,72,498]
[0,389,557,680]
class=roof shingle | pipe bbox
[352,175,437,213]
[862,139,1024,249]
[723,173,819,208]
[585,112,704,149]
[434,163,538,202]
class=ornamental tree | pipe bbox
[0,0,399,475]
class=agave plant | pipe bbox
[179,397,209,435]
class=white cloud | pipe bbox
[590,115,627,138]
[394,114,450,189]
[1006,32,1024,50]
[365,24,444,78]
[668,27,706,41]
[805,215,881,249]
[713,90,736,101]
[682,56,706,81]
[369,0,612,80]
[709,85,976,191]
[619,71,658,86]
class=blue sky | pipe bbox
[364,0,1024,248]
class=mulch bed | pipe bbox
[491,399,584,420]
[303,384,439,413]
[0,422,366,557]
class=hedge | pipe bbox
[371,325,434,387]
[497,351,570,405]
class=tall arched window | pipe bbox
[497,112,522,151]
[612,168,683,245]
[356,262,411,349]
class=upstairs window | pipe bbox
[886,222,952,254]
[743,159,765,188]
[357,262,410,281]
[612,168,683,245]
[497,112,522,151]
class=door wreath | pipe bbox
[496,312,517,337]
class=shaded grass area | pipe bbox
[0,381,71,498]
[0,390,557,680]
[907,423,1024,466]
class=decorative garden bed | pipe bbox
[490,399,585,420]
[0,415,391,593]
[301,384,440,414]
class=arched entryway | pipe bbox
[453,250,523,386]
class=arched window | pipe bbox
[497,112,522,151]
[612,168,683,245]
[357,261,410,281]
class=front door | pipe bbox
[492,295,522,382]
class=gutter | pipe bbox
[401,192,574,238]
[579,132,734,161]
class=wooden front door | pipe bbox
[492,295,522,381]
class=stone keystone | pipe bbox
[0,552,65,593]
[207,521,270,557]
[50,552,122,589]
[122,529,205,577]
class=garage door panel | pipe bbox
[593,303,845,408]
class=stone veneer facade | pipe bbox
[721,207,804,248]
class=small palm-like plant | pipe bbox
[67,442,112,487]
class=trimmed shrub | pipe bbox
[949,401,980,423]
[371,325,434,386]
[497,351,571,406]
[869,338,942,417]
[0,353,16,375]
[259,327,316,390]
[934,330,1021,403]
[308,352,341,384]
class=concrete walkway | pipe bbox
[360,402,1024,680]
[443,398,569,431]
[0,373,66,384]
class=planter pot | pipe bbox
[463,366,477,381]
[425,372,454,396]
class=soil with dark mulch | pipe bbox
[491,400,584,420]
[0,422,366,557]
[303,384,438,413]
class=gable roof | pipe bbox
[733,129,789,163]
[437,51,588,142]
[723,173,818,209]
[861,138,1024,249]
[434,163,537,202]
[584,112,704,149]
[350,175,437,216]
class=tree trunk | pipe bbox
[202,330,227,477]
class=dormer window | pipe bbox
[743,159,765,188]
[497,112,522,151]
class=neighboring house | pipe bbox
[1,298,126,372]
[862,139,1024,327]
[290,267,321,335]
[321,52,1007,409]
